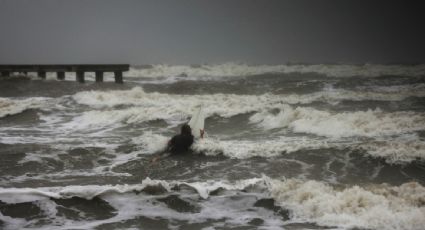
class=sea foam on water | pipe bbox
[0,177,424,230]
[1,64,424,229]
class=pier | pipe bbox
[0,64,130,83]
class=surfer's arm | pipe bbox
[150,148,171,163]
[151,152,170,163]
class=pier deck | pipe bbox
[0,64,130,83]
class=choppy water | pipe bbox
[1,63,425,230]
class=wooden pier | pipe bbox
[0,64,130,83]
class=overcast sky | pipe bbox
[0,0,424,65]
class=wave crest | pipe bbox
[270,179,425,230]
[128,63,425,78]
[0,97,47,118]
[1,177,424,230]
[250,105,425,137]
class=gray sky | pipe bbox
[0,0,424,65]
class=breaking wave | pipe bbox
[0,176,424,230]
[72,85,425,111]
[250,105,425,138]
[132,131,334,158]
[133,132,425,163]
[72,86,425,109]
[359,137,425,163]
[0,97,48,118]
[127,63,425,78]
[68,96,425,139]
[269,178,425,230]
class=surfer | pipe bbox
[150,106,205,163]
[151,124,203,163]
[168,124,195,154]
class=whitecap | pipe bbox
[0,97,48,118]
[1,177,424,230]
[250,105,425,138]
[128,63,425,79]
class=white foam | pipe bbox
[1,177,424,230]
[250,105,425,138]
[196,135,424,163]
[358,136,425,163]
[0,97,47,118]
[120,129,425,163]
[192,136,334,159]
[128,63,425,79]
[69,87,425,130]
[0,212,26,230]
[57,178,280,229]
[70,87,281,129]
[320,83,425,102]
[270,178,425,230]
[17,152,46,164]
[4,170,131,186]
[131,131,169,154]
[3,92,423,164]
[0,178,163,203]
[130,130,336,159]
[73,86,425,109]
[72,87,279,115]
[0,177,265,203]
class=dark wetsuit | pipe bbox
[169,133,194,154]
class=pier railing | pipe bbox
[0,64,130,83]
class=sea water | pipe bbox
[0,63,424,230]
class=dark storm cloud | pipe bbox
[0,0,424,64]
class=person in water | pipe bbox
[151,124,203,163]
[167,123,194,154]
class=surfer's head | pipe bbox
[181,124,192,136]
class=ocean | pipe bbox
[0,63,424,230]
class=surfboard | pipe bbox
[188,105,205,139]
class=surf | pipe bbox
[126,63,425,79]
[0,177,424,230]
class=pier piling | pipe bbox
[114,71,123,84]
[1,71,10,77]
[76,71,85,83]
[95,71,104,82]
[57,71,65,80]
[37,71,46,79]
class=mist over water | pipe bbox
[1,63,425,230]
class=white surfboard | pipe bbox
[188,105,205,139]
